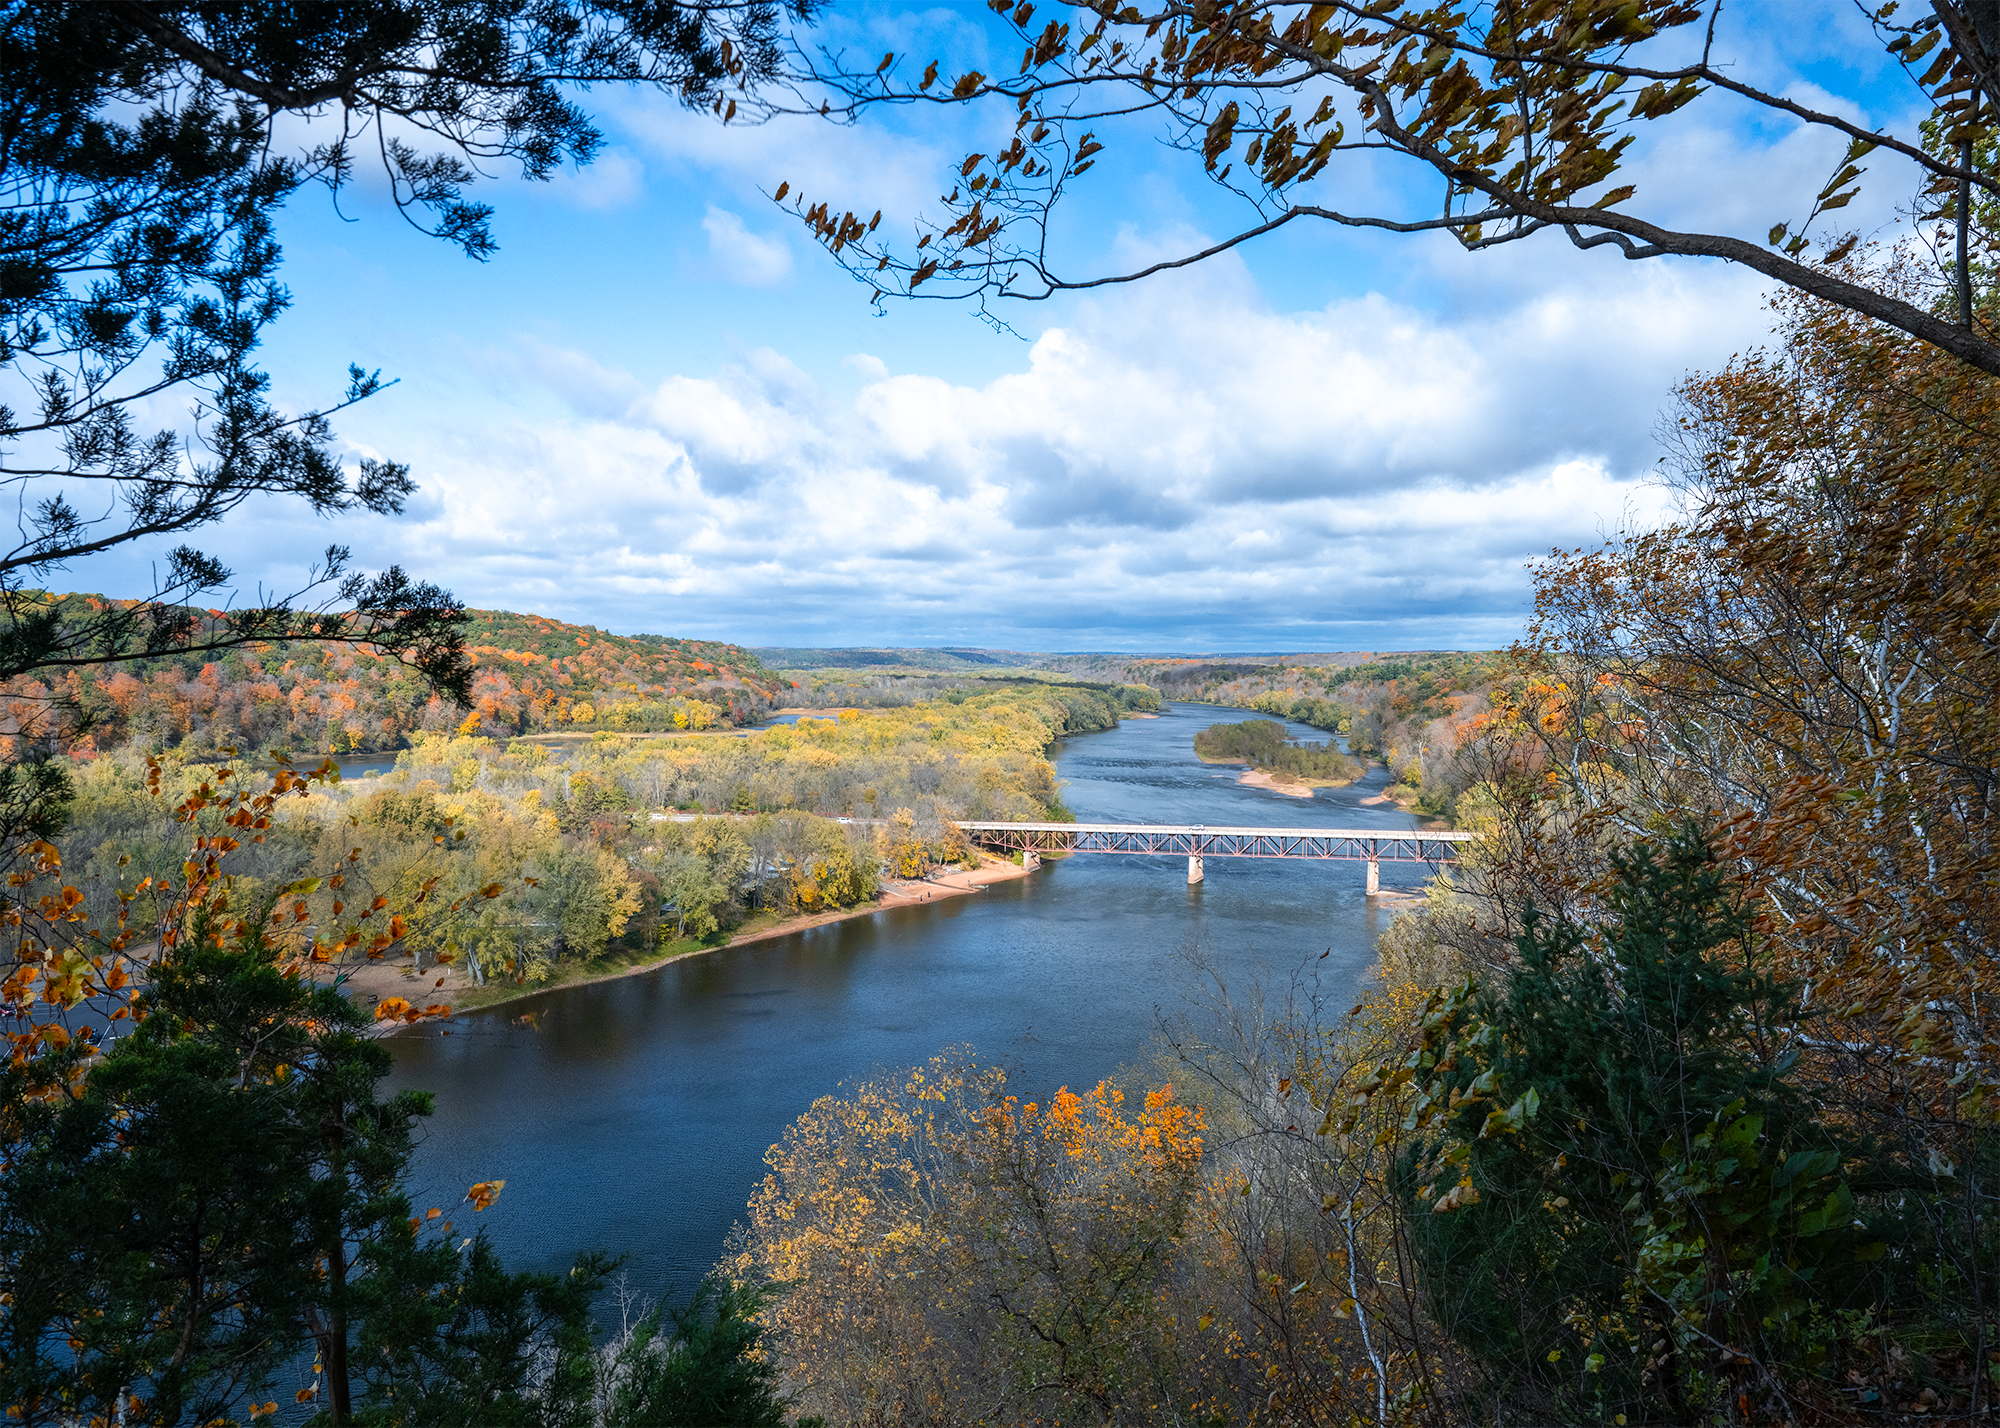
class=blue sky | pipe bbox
[101,2,1931,653]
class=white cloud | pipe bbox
[843,352,889,378]
[541,146,646,211]
[299,245,1761,651]
[701,207,793,286]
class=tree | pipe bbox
[1525,273,2000,1208]
[593,1279,792,1428]
[1388,828,1880,1424]
[649,849,725,939]
[525,839,642,965]
[338,1231,613,1428]
[1,0,818,731]
[773,1,2000,374]
[728,1051,1210,1424]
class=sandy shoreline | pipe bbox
[1236,767,1316,798]
[373,852,1036,1027]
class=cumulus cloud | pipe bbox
[702,207,793,285]
[298,243,1771,651]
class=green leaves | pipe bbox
[1398,825,1880,1422]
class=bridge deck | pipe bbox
[957,821,1470,863]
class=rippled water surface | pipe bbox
[388,704,1426,1298]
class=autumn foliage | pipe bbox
[0,600,787,763]
[728,1052,1218,1424]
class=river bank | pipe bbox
[362,851,1038,1025]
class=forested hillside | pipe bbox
[6,596,792,761]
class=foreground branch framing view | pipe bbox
[4,3,1999,1426]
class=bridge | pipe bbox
[955,822,1472,894]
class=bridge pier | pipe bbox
[1022,848,1040,872]
[1188,854,1203,885]
[1366,858,1380,896]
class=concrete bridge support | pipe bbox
[1188,854,1204,885]
[1366,858,1380,896]
[1023,849,1040,872]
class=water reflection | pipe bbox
[389,703,1423,1297]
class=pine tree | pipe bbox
[1403,826,1879,1423]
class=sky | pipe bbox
[89,2,1937,653]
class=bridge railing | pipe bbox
[955,821,1471,863]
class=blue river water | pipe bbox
[386,703,1425,1301]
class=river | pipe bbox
[387,703,1426,1303]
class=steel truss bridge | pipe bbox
[956,822,1472,891]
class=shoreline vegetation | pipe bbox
[34,667,1163,1031]
[382,851,1039,1023]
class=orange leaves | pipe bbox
[372,996,452,1026]
[465,1179,506,1210]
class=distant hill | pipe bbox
[16,598,789,760]
[756,644,1448,672]
[753,646,1043,671]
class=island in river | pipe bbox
[1191,717,1364,797]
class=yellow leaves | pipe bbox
[374,997,412,1020]
[466,1179,506,1210]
